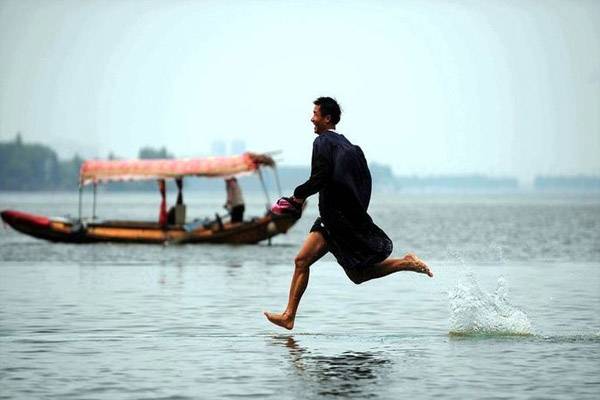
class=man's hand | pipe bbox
[290,196,304,205]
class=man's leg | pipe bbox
[264,231,328,330]
[344,253,433,285]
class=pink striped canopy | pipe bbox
[79,152,274,185]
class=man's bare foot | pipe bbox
[403,253,434,277]
[264,311,295,330]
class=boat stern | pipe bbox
[0,209,81,242]
[1,209,51,229]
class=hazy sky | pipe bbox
[1,0,599,181]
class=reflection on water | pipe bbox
[273,335,391,397]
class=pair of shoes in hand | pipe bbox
[271,197,302,218]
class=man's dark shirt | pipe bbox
[294,131,393,269]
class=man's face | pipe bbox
[310,105,331,134]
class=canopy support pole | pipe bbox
[257,168,271,210]
[273,166,282,197]
[92,183,97,220]
[78,184,83,221]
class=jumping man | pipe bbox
[264,97,433,330]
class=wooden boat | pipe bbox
[1,152,299,244]
[0,209,297,244]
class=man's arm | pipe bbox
[292,138,331,202]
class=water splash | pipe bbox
[449,272,533,336]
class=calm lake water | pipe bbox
[1,191,599,399]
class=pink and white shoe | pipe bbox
[271,197,302,218]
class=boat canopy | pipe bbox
[79,152,275,185]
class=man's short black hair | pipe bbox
[314,97,341,125]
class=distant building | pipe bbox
[231,139,246,155]
[211,140,227,156]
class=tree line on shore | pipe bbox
[0,134,173,190]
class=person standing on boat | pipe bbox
[225,177,245,223]
[264,97,433,330]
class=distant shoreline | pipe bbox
[2,135,599,192]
